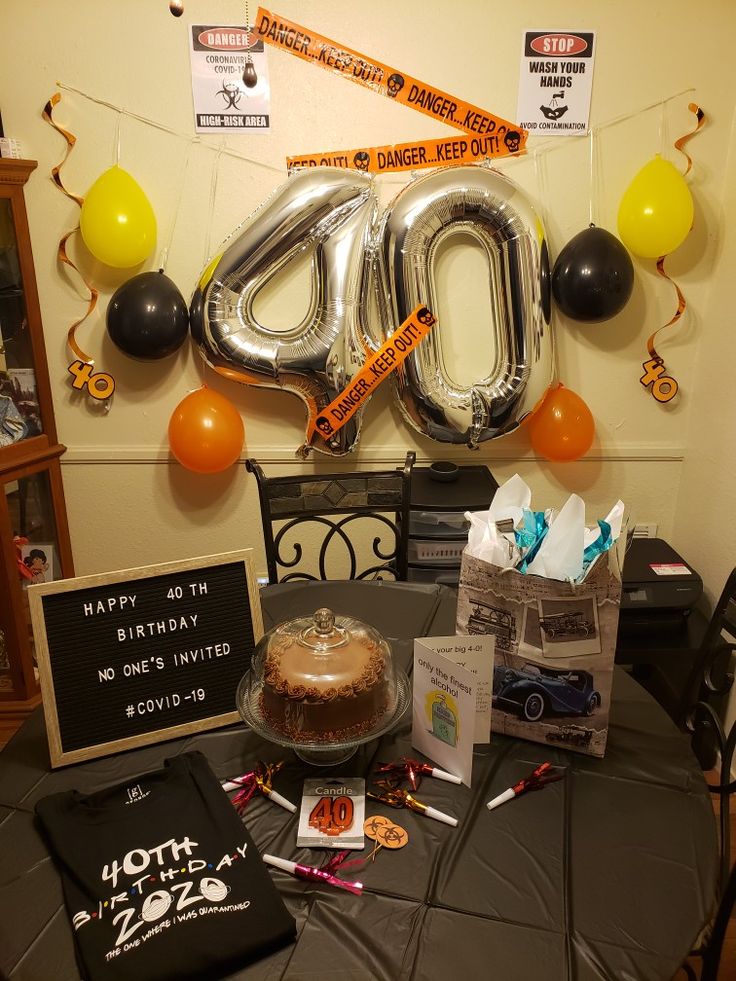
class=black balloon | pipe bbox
[552,225,634,323]
[107,270,189,359]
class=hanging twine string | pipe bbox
[532,145,551,231]
[196,142,259,390]
[113,109,122,166]
[588,126,598,227]
[158,139,195,271]
[55,79,696,179]
[204,141,224,263]
[533,146,559,388]
[244,0,252,49]
[658,98,669,158]
[56,80,282,175]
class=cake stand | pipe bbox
[236,669,411,766]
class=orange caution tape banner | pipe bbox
[307,305,435,443]
[255,7,525,142]
[288,129,522,176]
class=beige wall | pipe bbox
[672,110,736,734]
[0,0,734,588]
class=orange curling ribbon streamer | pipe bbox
[43,92,115,400]
[639,258,685,403]
[42,93,84,207]
[57,230,99,364]
[640,103,705,405]
[674,102,705,176]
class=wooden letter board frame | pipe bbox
[29,549,264,767]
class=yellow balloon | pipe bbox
[80,166,156,268]
[617,155,693,258]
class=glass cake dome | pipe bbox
[237,607,409,765]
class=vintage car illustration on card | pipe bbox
[492,662,601,722]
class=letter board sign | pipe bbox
[29,550,263,767]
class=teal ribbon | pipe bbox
[515,509,549,573]
[581,519,613,576]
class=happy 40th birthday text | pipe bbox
[87,581,232,692]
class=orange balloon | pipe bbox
[527,384,595,462]
[168,387,244,473]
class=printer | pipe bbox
[618,537,703,634]
[617,537,717,766]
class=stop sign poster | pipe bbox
[517,31,596,137]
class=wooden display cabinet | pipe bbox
[0,159,74,715]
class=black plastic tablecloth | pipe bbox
[0,581,719,980]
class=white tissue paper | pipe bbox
[465,473,532,569]
[464,474,625,583]
[525,493,585,581]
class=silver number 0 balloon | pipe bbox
[191,165,553,456]
[374,166,553,447]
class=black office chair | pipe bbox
[246,452,415,584]
[679,569,736,981]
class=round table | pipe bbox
[0,581,718,980]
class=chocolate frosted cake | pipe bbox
[258,608,393,742]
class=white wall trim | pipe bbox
[60,444,686,465]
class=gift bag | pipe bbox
[456,545,622,757]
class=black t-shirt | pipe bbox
[35,751,296,981]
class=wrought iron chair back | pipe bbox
[246,452,415,583]
[680,568,736,981]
